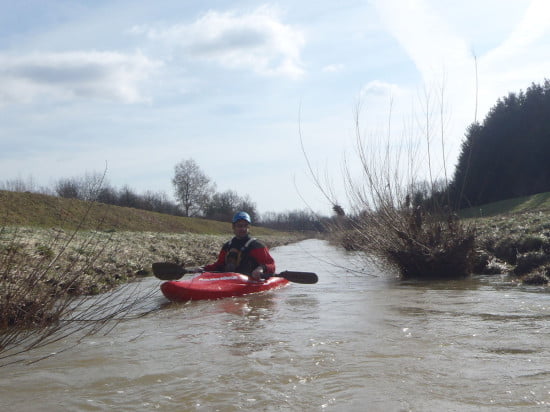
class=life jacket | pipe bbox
[224,237,257,274]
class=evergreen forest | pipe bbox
[449,79,550,208]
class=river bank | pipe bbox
[3,205,549,301]
[473,209,550,284]
[1,226,304,295]
[1,225,306,359]
[2,203,549,339]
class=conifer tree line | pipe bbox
[448,79,550,208]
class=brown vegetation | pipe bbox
[473,209,550,284]
[332,204,476,280]
[0,191,302,364]
[0,190,232,234]
[306,94,549,283]
[309,96,477,280]
[332,203,550,284]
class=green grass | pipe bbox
[0,190,280,236]
[459,192,550,218]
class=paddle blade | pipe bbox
[276,271,318,284]
[152,262,186,280]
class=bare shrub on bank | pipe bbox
[0,177,157,366]
[0,225,158,366]
[343,200,476,279]
[306,92,476,279]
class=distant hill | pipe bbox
[0,190,278,236]
[460,191,550,218]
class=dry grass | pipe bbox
[471,209,550,284]
[0,226,299,314]
[0,225,300,364]
[331,204,550,284]
[0,190,302,364]
[0,190,281,237]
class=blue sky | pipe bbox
[1,0,549,215]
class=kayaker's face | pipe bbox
[233,220,249,238]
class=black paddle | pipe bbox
[152,262,318,284]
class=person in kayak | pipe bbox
[202,211,276,280]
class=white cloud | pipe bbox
[491,0,550,54]
[132,6,305,78]
[0,51,162,105]
[372,0,471,85]
[481,0,550,93]
[322,63,344,73]
[354,0,550,193]
[360,80,402,98]
[369,0,477,146]
[371,0,550,117]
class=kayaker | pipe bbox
[202,211,276,280]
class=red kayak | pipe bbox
[160,271,290,302]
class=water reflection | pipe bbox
[211,294,279,319]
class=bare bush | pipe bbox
[0,223,158,366]
[55,172,106,201]
[305,91,477,279]
[261,209,323,232]
[0,171,158,366]
[0,176,51,195]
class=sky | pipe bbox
[1,0,549,216]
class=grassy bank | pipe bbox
[0,191,303,293]
[330,191,550,284]
[0,190,278,236]
[1,227,299,295]
[460,192,550,218]
[468,197,550,284]
[0,191,304,343]
[450,192,550,284]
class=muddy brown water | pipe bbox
[1,239,549,411]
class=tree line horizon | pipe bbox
[3,79,549,229]
[0,160,323,232]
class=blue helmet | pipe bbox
[232,211,251,224]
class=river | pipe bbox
[1,239,549,411]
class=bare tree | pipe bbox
[236,194,258,223]
[55,178,80,199]
[202,190,259,223]
[303,85,476,279]
[54,172,108,201]
[172,159,214,217]
[0,176,38,193]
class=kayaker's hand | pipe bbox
[250,266,264,280]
